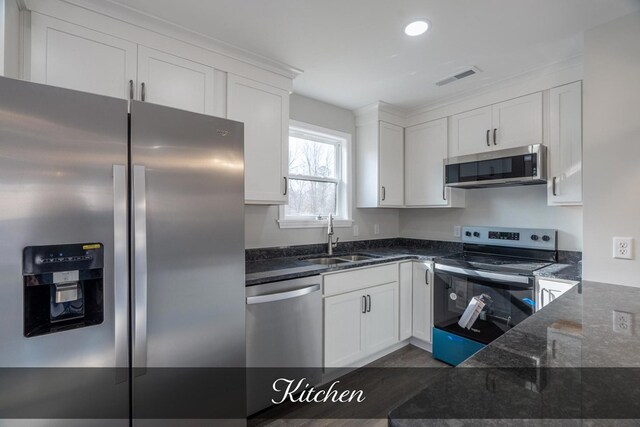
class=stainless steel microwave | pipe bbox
[444,144,547,189]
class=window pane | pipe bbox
[289,137,337,178]
[285,179,337,217]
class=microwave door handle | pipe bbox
[113,165,128,377]
[434,263,531,285]
[133,165,148,375]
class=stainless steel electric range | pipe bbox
[432,226,557,366]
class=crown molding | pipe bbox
[405,55,583,119]
[24,0,303,79]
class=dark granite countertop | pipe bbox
[534,260,582,282]
[245,246,456,286]
[245,239,582,286]
[389,280,640,424]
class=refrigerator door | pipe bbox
[0,77,129,423]
[129,102,246,423]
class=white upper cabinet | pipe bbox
[449,106,493,157]
[356,106,405,209]
[449,92,542,157]
[405,118,464,208]
[491,92,543,150]
[548,81,582,206]
[227,74,289,205]
[137,46,217,115]
[378,121,405,207]
[30,13,137,99]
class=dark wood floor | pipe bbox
[248,345,449,426]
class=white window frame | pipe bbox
[278,120,353,229]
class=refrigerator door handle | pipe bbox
[133,164,148,373]
[113,165,129,374]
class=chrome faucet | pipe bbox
[327,213,339,255]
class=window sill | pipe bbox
[277,219,354,229]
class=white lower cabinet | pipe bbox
[324,267,399,368]
[412,262,433,343]
[536,278,579,310]
[324,288,366,367]
[399,262,413,341]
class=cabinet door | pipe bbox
[412,262,432,343]
[537,279,578,310]
[364,282,399,355]
[450,106,493,157]
[548,82,582,206]
[378,121,404,207]
[405,118,449,206]
[227,74,289,204]
[137,46,217,115]
[399,262,413,341]
[30,13,137,99]
[324,290,366,367]
[491,92,542,150]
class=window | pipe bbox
[278,120,352,228]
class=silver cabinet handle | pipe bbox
[552,177,557,196]
[246,284,320,305]
[133,165,148,372]
[113,165,128,373]
[381,186,386,201]
[141,82,146,102]
[128,80,134,101]
[283,176,288,196]
[486,129,490,146]
[362,295,366,314]
[366,294,371,312]
[493,128,497,145]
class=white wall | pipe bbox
[245,93,400,248]
[582,11,640,286]
[400,185,583,251]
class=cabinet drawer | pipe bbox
[323,263,397,296]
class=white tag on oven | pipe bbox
[53,270,79,284]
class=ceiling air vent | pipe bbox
[436,67,481,86]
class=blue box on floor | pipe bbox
[432,327,485,366]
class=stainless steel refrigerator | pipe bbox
[0,76,246,425]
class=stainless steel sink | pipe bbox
[303,253,377,265]
[336,254,376,262]
[304,257,351,265]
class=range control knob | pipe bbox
[465,231,472,237]
[530,234,539,241]
[542,235,551,242]
[473,232,481,238]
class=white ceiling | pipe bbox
[109,0,640,110]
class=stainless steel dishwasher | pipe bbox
[246,275,323,415]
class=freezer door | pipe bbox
[0,77,129,422]
[129,101,245,421]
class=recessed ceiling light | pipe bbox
[404,20,430,37]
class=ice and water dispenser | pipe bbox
[23,243,105,337]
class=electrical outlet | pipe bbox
[374,224,380,235]
[454,226,461,238]
[613,237,634,260]
[353,224,359,237]
[613,310,633,335]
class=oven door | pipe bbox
[433,264,535,345]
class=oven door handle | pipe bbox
[434,263,532,286]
